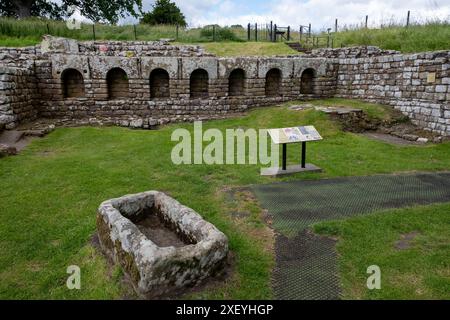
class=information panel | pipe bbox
[268,125,322,144]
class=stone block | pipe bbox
[97,191,228,298]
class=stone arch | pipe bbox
[300,68,316,94]
[61,68,84,98]
[150,68,170,99]
[107,67,129,100]
[265,68,282,97]
[228,68,246,96]
[190,69,209,98]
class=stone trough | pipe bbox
[96,191,229,298]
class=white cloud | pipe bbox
[122,0,450,30]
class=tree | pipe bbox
[0,0,64,19]
[1,0,143,24]
[141,0,187,27]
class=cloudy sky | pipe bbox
[124,0,450,31]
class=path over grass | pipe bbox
[0,99,449,299]
[252,172,450,299]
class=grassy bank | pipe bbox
[332,22,450,53]
[0,17,248,46]
[1,17,448,54]
[0,98,450,299]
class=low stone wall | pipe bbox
[335,51,450,135]
[305,46,399,58]
[78,40,214,57]
[0,66,38,129]
[30,38,336,126]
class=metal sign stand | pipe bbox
[262,126,322,176]
[281,141,306,170]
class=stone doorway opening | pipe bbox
[190,69,209,98]
[300,68,316,94]
[265,68,282,96]
[228,68,246,96]
[107,68,129,100]
[61,68,84,98]
[150,68,170,99]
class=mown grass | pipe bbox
[314,203,450,299]
[0,98,449,299]
[195,42,299,57]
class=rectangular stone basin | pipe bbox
[97,191,229,298]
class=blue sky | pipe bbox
[71,0,450,31]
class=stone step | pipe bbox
[0,130,24,144]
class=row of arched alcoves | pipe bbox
[61,67,317,99]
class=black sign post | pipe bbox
[261,125,323,176]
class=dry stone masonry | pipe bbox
[0,36,449,135]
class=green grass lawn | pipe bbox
[0,98,449,299]
[315,203,450,299]
[196,42,298,57]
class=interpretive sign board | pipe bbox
[261,125,323,176]
[268,125,322,144]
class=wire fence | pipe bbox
[1,10,448,49]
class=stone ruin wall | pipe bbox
[1,37,336,130]
[0,37,449,136]
[305,47,450,136]
[0,47,40,129]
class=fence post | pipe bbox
[247,23,251,41]
[287,26,290,41]
[308,23,311,38]
[255,23,258,41]
[274,24,277,42]
[365,15,368,28]
[406,10,410,27]
[335,18,338,33]
[134,25,137,40]
[213,25,216,42]
[92,24,96,40]
[176,24,179,40]
[270,21,273,41]
[299,26,302,42]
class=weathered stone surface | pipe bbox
[97,191,229,298]
[417,137,429,143]
[402,134,419,141]
[0,36,449,135]
[0,143,17,157]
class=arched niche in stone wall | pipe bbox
[190,69,209,98]
[61,68,85,98]
[300,68,316,94]
[107,68,129,100]
[228,68,246,96]
[265,68,282,97]
[150,68,170,99]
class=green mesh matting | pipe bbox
[252,172,450,300]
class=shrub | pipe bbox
[200,26,242,41]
